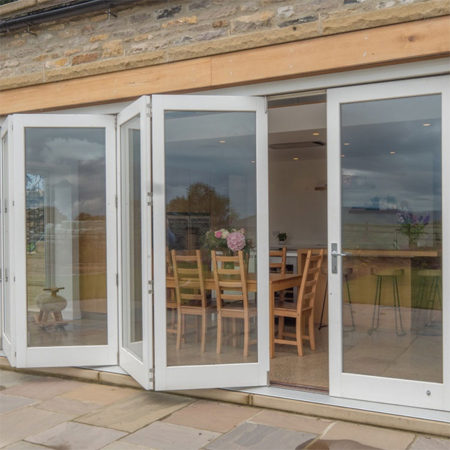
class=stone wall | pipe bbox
[1,0,449,90]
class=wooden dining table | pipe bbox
[166,272,302,358]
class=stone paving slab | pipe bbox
[205,422,317,450]
[76,391,193,432]
[249,409,333,434]
[0,394,36,414]
[0,371,47,389]
[2,377,83,400]
[0,369,448,450]
[123,421,219,449]
[4,442,49,449]
[103,441,156,450]
[60,382,141,405]
[163,399,261,433]
[36,395,102,417]
[0,406,72,448]
[409,436,450,449]
[25,421,127,450]
[320,421,416,450]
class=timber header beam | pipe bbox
[1,16,449,114]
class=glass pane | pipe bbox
[1,133,9,339]
[341,95,442,382]
[121,116,143,359]
[165,110,257,366]
[26,128,107,347]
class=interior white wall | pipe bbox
[269,158,327,249]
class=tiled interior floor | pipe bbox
[0,368,448,450]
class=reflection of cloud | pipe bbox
[341,111,442,212]
[26,128,106,218]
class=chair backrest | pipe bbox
[211,250,248,312]
[269,247,287,274]
[171,249,207,308]
[297,249,324,313]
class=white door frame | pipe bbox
[12,114,118,367]
[152,94,269,390]
[117,96,154,389]
[327,75,450,410]
[0,118,15,365]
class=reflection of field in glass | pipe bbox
[26,219,108,347]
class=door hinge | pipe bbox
[148,279,153,294]
[4,201,7,214]
[149,368,154,382]
[116,273,119,286]
[147,192,152,206]
[146,102,151,119]
[115,195,118,209]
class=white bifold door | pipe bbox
[327,75,449,410]
[2,94,270,393]
[3,114,118,367]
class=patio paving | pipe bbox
[0,368,449,450]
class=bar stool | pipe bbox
[417,269,442,327]
[369,268,405,336]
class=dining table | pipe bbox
[165,271,302,358]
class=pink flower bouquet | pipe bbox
[204,227,252,254]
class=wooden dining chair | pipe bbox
[269,247,287,274]
[270,246,288,303]
[211,250,257,357]
[273,249,324,356]
[171,249,210,352]
[166,247,177,336]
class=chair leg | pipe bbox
[244,315,249,357]
[201,312,206,353]
[232,318,237,347]
[278,317,285,338]
[296,316,303,356]
[176,312,182,350]
[309,311,316,351]
[216,314,222,354]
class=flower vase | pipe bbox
[408,236,419,250]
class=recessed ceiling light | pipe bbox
[251,160,255,163]
[293,157,299,160]
[343,142,350,146]
[312,132,320,136]
[423,123,431,127]
[219,140,226,143]
[390,151,396,155]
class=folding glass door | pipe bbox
[152,95,269,390]
[1,118,14,364]
[327,75,449,410]
[118,97,153,389]
[6,114,118,367]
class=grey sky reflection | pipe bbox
[25,128,106,218]
[341,95,441,214]
[164,111,257,221]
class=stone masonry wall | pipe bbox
[1,0,449,91]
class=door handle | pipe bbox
[330,250,349,257]
[330,243,352,274]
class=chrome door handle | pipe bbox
[331,243,352,274]
[330,250,350,257]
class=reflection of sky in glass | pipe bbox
[341,94,441,249]
[341,95,441,212]
[25,128,106,218]
[165,111,257,221]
